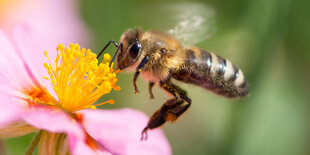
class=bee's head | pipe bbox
[116,28,143,70]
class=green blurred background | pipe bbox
[5,0,310,154]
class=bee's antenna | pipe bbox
[97,40,119,60]
[109,42,123,67]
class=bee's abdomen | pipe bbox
[172,48,249,98]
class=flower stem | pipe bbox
[26,130,42,155]
[0,140,6,155]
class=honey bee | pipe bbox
[96,4,249,140]
[97,28,249,140]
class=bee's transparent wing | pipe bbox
[166,2,216,46]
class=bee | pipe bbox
[97,4,249,140]
[97,28,249,140]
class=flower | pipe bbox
[0,29,171,154]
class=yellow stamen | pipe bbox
[88,99,115,110]
[42,43,120,112]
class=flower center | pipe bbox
[40,43,120,112]
[23,86,57,107]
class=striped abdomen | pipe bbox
[172,47,249,98]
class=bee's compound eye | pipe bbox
[129,42,142,59]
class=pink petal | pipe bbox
[0,29,40,93]
[0,93,36,138]
[0,94,21,127]
[11,26,44,84]
[80,108,172,155]
[21,105,84,139]
[0,110,20,128]
[0,30,33,127]
[67,134,112,155]
[10,25,57,98]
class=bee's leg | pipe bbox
[133,56,149,94]
[171,83,187,96]
[96,40,118,59]
[148,82,155,99]
[141,98,182,140]
[133,72,140,94]
[141,82,191,140]
[166,99,191,121]
[160,82,192,120]
[160,81,191,104]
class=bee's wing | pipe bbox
[166,2,216,46]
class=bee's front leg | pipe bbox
[133,56,149,94]
[96,40,119,59]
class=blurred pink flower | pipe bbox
[0,0,90,47]
[0,29,171,154]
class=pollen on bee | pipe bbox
[166,113,178,123]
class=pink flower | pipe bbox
[0,28,171,154]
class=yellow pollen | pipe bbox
[44,43,120,112]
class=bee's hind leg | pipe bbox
[171,83,187,97]
[141,98,183,140]
[161,82,191,104]
[141,82,191,140]
[160,82,192,122]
